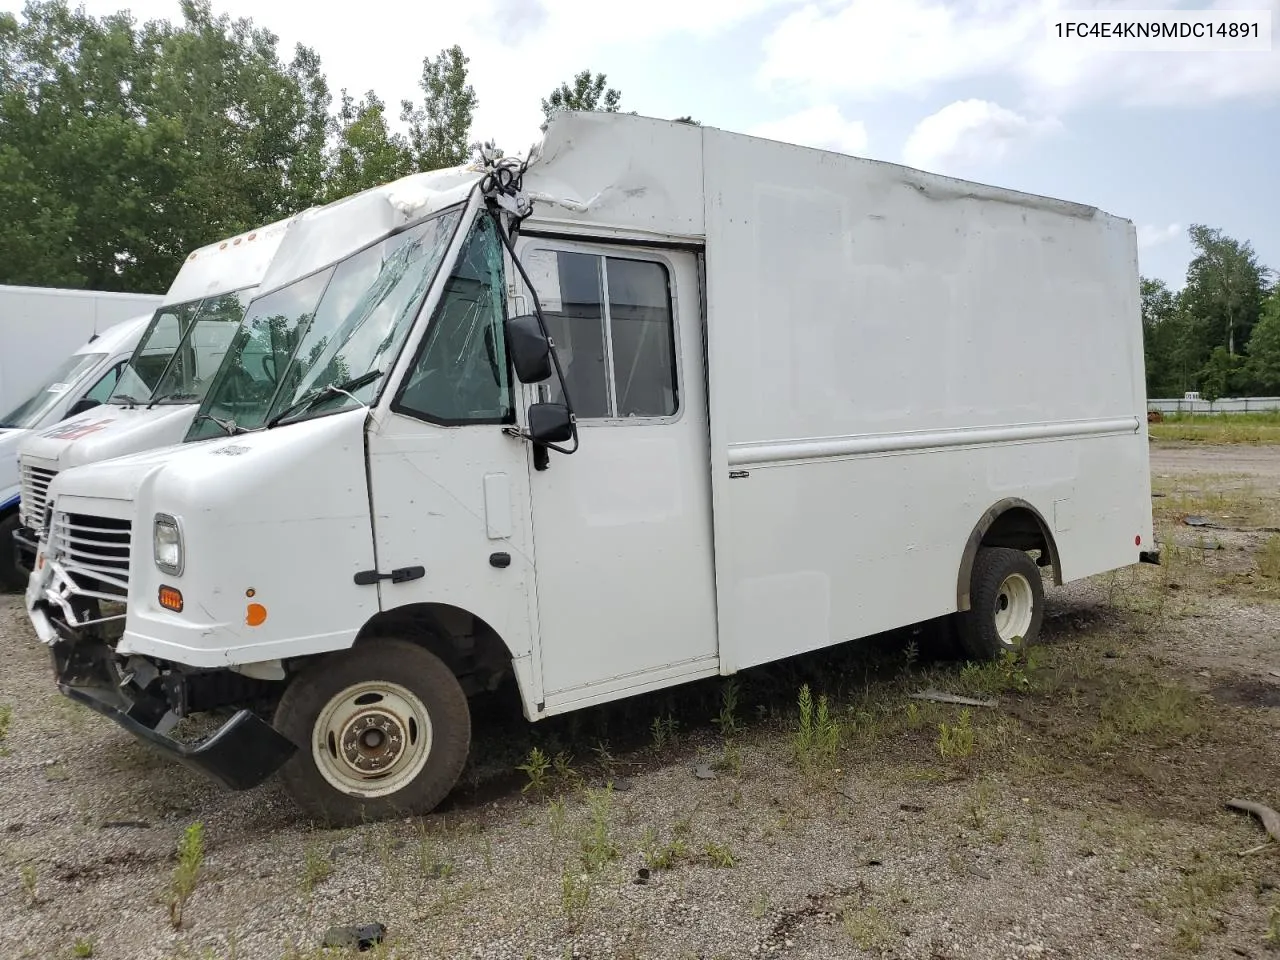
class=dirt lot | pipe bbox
[2,442,1279,960]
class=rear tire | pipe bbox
[958,547,1044,661]
[0,513,26,592]
[273,638,471,826]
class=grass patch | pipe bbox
[1150,412,1280,444]
[841,902,894,951]
[301,843,332,893]
[1091,678,1202,752]
[71,938,94,958]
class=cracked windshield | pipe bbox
[187,206,463,439]
[107,289,254,406]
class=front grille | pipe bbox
[19,464,57,529]
[48,512,132,600]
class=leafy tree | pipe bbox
[1245,291,1280,395]
[0,0,333,292]
[1141,276,1189,397]
[401,45,478,171]
[324,89,414,203]
[1182,224,1271,357]
[541,69,621,121]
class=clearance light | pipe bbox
[159,585,184,612]
[246,602,267,627]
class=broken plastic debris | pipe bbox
[322,922,386,951]
[908,689,997,708]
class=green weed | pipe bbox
[518,747,551,794]
[937,709,976,760]
[301,843,332,893]
[579,786,618,872]
[167,821,205,929]
[713,679,741,737]
[793,684,840,777]
[703,841,736,868]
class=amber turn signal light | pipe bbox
[158,585,183,612]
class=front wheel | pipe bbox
[273,638,471,826]
[957,547,1044,661]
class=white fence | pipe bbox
[1148,397,1280,414]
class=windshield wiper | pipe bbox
[191,413,244,436]
[108,394,141,408]
[146,391,200,409]
[266,370,383,429]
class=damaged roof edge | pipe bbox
[537,111,1120,226]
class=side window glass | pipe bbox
[84,361,125,404]
[395,215,512,423]
[606,258,678,417]
[524,249,678,420]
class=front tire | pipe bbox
[958,547,1044,661]
[273,638,471,826]
[0,513,26,592]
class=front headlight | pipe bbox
[154,513,184,576]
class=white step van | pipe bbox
[25,112,1155,824]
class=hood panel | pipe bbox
[19,405,198,470]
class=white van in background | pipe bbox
[0,314,149,588]
[0,285,163,414]
[13,217,296,576]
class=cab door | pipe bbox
[513,237,719,708]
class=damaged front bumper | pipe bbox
[31,561,296,792]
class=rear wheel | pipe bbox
[958,547,1044,661]
[273,638,471,826]
[0,513,26,592]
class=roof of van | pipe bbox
[162,215,299,306]
[77,312,150,356]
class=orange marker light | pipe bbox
[246,602,267,626]
[159,585,184,612]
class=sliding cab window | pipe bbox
[394,214,513,425]
[522,249,679,420]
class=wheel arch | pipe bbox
[351,601,517,699]
[956,498,1062,611]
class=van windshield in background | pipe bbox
[0,353,107,429]
[186,206,463,440]
[108,287,254,406]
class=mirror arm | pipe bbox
[486,202,580,457]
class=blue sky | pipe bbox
[71,0,1280,289]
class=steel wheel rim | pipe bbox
[313,681,433,798]
[993,572,1034,645]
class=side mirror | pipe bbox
[505,313,552,383]
[65,397,101,419]
[528,402,573,444]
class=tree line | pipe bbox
[1143,226,1279,399]
[0,0,633,293]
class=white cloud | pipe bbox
[902,100,1060,174]
[749,105,869,155]
[1137,223,1183,249]
[759,0,1280,109]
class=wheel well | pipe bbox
[957,499,1061,611]
[351,602,514,697]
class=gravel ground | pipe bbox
[1,441,1278,960]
